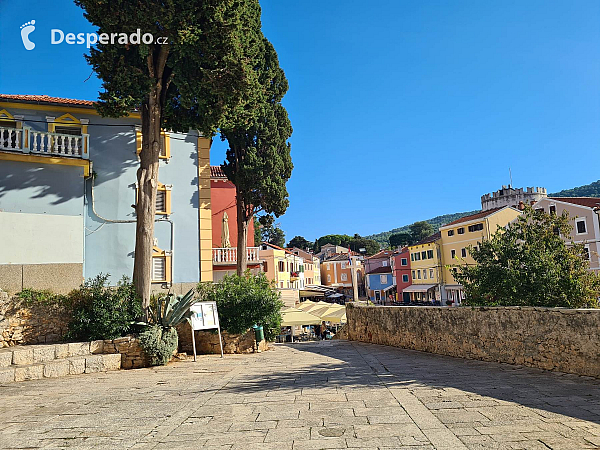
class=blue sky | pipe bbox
[1,1,600,242]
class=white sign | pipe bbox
[190,301,220,330]
[189,301,223,359]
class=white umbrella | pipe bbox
[221,211,231,248]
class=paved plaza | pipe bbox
[0,340,598,449]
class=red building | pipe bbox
[393,247,412,303]
[210,166,259,280]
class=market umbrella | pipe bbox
[310,304,345,321]
[221,211,231,248]
[321,307,347,324]
[280,308,322,326]
[300,301,332,313]
[297,300,317,310]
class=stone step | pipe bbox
[0,341,104,367]
[0,353,121,383]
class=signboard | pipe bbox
[189,301,223,359]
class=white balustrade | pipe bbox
[0,126,88,159]
[212,247,260,264]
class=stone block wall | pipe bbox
[345,303,600,378]
[176,324,268,354]
[0,291,70,347]
[102,336,150,369]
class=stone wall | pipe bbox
[102,336,150,369]
[176,324,268,354]
[345,303,600,378]
[0,291,70,347]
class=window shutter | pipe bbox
[156,190,166,212]
[153,257,166,281]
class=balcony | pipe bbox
[212,247,260,265]
[0,126,89,159]
[290,271,300,280]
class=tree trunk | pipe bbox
[236,187,249,276]
[133,89,162,318]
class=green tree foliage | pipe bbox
[259,215,286,247]
[315,234,353,252]
[198,273,284,341]
[550,179,600,198]
[451,206,600,308]
[221,37,293,275]
[389,232,414,248]
[314,234,380,255]
[66,274,142,341]
[75,0,265,313]
[288,236,311,250]
[410,221,435,243]
[138,325,179,366]
[348,237,380,256]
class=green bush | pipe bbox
[66,274,142,341]
[198,272,283,341]
[138,325,178,366]
[16,288,71,309]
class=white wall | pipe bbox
[0,212,83,264]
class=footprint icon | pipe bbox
[20,20,36,51]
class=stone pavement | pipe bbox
[0,340,598,450]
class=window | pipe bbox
[412,270,416,279]
[410,253,414,261]
[278,261,285,272]
[451,249,456,259]
[380,275,387,283]
[549,205,556,215]
[583,245,591,261]
[447,229,454,237]
[414,253,421,261]
[417,270,421,279]
[327,275,331,282]
[136,128,171,160]
[401,258,407,266]
[461,248,467,258]
[340,273,348,282]
[429,269,434,279]
[576,218,587,234]
[341,262,347,269]
[402,274,409,283]
[137,182,171,215]
[421,251,426,260]
[535,207,544,213]
[382,260,388,267]
[427,250,433,259]
[151,246,171,283]
[47,113,87,155]
[423,270,427,280]
[468,223,484,232]
[457,227,464,235]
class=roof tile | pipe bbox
[0,94,95,107]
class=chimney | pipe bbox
[518,201,525,211]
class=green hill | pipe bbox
[365,210,480,247]
[549,180,600,198]
[366,179,600,247]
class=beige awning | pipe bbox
[280,308,322,326]
[402,284,437,293]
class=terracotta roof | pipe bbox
[324,254,353,262]
[548,197,600,209]
[442,207,503,227]
[261,242,294,255]
[366,250,394,260]
[366,266,392,275]
[412,231,441,246]
[210,165,227,179]
[0,94,95,107]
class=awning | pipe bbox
[444,284,463,290]
[280,307,322,326]
[402,284,437,293]
[383,283,397,292]
[327,293,344,298]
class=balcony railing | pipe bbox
[0,126,89,159]
[212,247,260,265]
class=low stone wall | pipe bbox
[177,324,268,354]
[0,291,70,347]
[345,303,600,378]
[102,336,150,369]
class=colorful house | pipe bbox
[393,247,412,302]
[405,232,442,302]
[290,248,321,286]
[439,206,521,303]
[0,94,213,294]
[259,242,299,307]
[532,197,600,273]
[321,253,364,298]
[364,250,395,303]
[210,165,260,281]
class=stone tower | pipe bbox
[481,185,547,211]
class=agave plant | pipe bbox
[149,288,196,328]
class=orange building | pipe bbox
[320,254,364,297]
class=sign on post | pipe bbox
[190,301,224,360]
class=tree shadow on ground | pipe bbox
[214,340,600,424]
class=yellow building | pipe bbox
[259,242,299,307]
[405,232,442,302]
[439,206,521,303]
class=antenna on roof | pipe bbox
[509,167,513,188]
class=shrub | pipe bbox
[66,274,142,341]
[198,272,283,341]
[16,288,71,309]
[138,325,178,366]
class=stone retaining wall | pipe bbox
[176,324,268,354]
[102,336,150,369]
[344,303,600,378]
